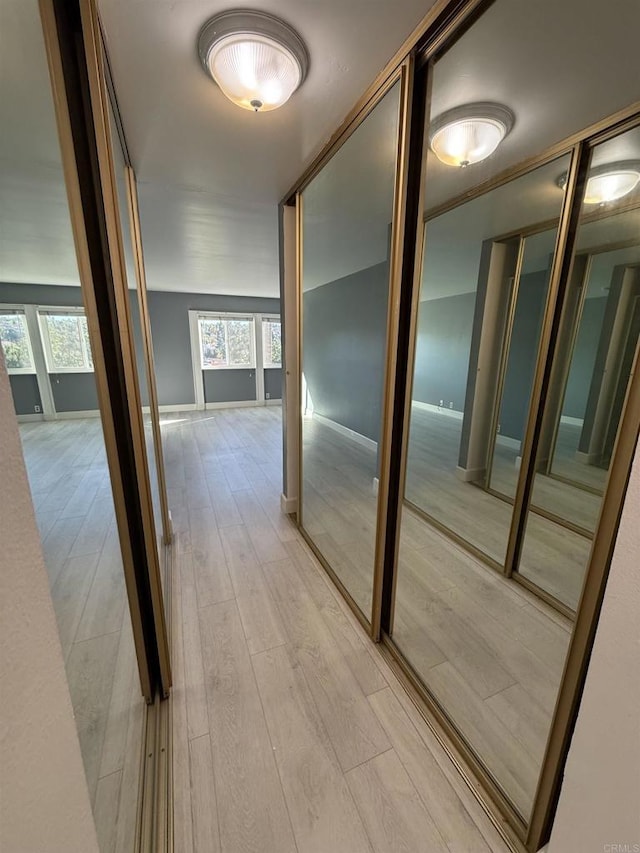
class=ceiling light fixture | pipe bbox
[557,161,640,205]
[428,102,515,167]
[198,10,309,113]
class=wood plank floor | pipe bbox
[19,417,145,853]
[300,411,574,820]
[167,407,512,853]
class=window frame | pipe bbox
[197,311,257,370]
[0,306,37,375]
[38,307,95,374]
[261,314,282,369]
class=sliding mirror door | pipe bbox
[388,0,640,837]
[300,78,402,621]
[520,126,640,609]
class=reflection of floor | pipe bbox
[405,407,592,608]
[395,514,571,819]
[300,412,572,820]
[167,408,509,853]
[20,418,143,853]
[548,421,609,491]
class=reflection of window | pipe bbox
[198,314,255,369]
[262,318,282,368]
[0,311,35,374]
[39,310,94,372]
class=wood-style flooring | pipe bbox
[301,411,574,819]
[19,417,144,853]
[166,407,511,853]
[404,406,595,608]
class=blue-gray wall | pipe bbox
[203,368,257,403]
[563,295,607,420]
[413,291,476,413]
[303,262,389,444]
[0,283,282,413]
[8,374,41,415]
[146,291,280,406]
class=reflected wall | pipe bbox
[300,80,401,619]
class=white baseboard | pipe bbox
[456,465,486,483]
[54,409,101,419]
[312,412,378,453]
[495,433,521,451]
[16,413,44,423]
[372,476,379,496]
[575,450,599,465]
[280,493,298,514]
[560,415,584,427]
[265,398,282,406]
[156,403,197,413]
[205,400,259,410]
[412,400,464,420]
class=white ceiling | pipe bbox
[0,0,435,294]
[1,0,638,299]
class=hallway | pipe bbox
[163,407,509,853]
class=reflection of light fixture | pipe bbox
[428,102,515,167]
[198,10,309,112]
[557,161,640,205]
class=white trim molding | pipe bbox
[280,493,297,514]
[312,411,378,453]
[412,400,464,420]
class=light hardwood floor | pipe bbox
[165,407,511,853]
[403,406,595,608]
[19,417,145,853]
[301,411,574,819]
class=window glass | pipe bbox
[40,312,93,372]
[0,312,34,372]
[263,318,282,367]
[199,315,255,368]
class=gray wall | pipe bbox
[412,291,476,412]
[303,262,388,443]
[8,375,41,415]
[50,374,98,412]
[203,369,257,403]
[0,283,281,411]
[146,291,280,406]
[499,270,548,441]
[563,295,607,419]
[264,368,282,400]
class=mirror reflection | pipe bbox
[301,81,401,619]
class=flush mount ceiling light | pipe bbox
[198,10,309,112]
[557,161,640,205]
[428,102,515,167]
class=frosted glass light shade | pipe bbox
[583,170,640,204]
[198,11,309,113]
[429,103,515,168]
[557,162,640,205]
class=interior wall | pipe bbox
[0,355,99,853]
[8,373,41,415]
[203,368,257,404]
[563,296,607,420]
[548,444,640,851]
[413,291,475,413]
[303,261,389,443]
[147,291,280,406]
[0,283,282,410]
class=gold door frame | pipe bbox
[294,59,412,634]
[78,0,171,696]
[285,0,640,846]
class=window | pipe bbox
[39,310,94,372]
[198,314,255,369]
[262,317,282,368]
[0,311,35,374]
